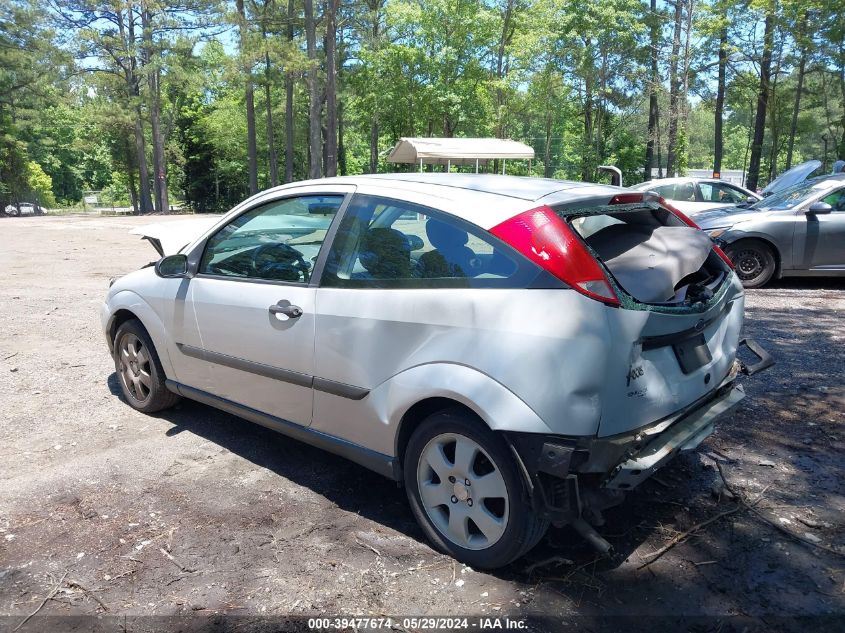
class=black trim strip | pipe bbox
[176,343,370,399]
[165,379,399,480]
[640,301,734,351]
[177,343,313,388]
[313,377,370,400]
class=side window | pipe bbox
[652,185,674,199]
[321,195,524,288]
[199,195,343,283]
[701,183,746,204]
[698,183,717,202]
[822,189,845,212]
[673,182,696,201]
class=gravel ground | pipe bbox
[0,214,843,632]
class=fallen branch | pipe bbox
[355,539,381,557]
[709,457,844,558]
[159,548,196,574]
[66,579,108,612]
[638,505,741,569]
[524,555,574,577]
[14,571,68,632]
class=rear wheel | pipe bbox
[726,240,776,288]
[113,319,179,413]
[404,409,548,569]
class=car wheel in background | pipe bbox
[726,240,776,288]
[113,319,180,413]
[404,409,548,569]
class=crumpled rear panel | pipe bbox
[585,224,714,303]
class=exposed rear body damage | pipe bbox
[104,174,773,564]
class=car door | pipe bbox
[796,187,845,270]
[185,189,351,426]
[698,182,748,206]
[311,193,539,453]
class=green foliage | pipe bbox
[3,0,844,209]
[25,161,55,206]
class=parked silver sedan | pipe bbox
[696,174,845,287]
[102,175,771,567]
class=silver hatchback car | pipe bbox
[102,175,771,568]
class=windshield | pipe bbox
[751,179,827,211]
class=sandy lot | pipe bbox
[0,214,843,632]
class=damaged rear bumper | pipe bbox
[504,337,773,524]
[603,382,744,489]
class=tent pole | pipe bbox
[475,159,479,174]
[502,159,506,175]
[447,159,450,172]
[419,158,423,173]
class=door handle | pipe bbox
[269,303,303,318]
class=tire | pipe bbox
[404,409,548,569]
[726,240,776,288]
[8,207,20,217]
[113,319,180,413]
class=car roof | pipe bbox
[316,173,608,202]
[633,177,742,188]
[249,174,627,229]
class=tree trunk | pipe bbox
[581,37,594,182]
[666,0,683,176]
[644,0,659,181]
[544,106,553,178]
[785,47,806,170]
[495,0,515,139]
[262,14,279,188]
[714,7,727,176]
[141,7,168,214]
[125,6,153,214]
[236,0,259,194]
[746,6,775,192]
[304,0,321,179]
[324,0,338,177]
[837,40,845,157]
[284,0,295,183]
[338,99,347,176]
[365,1,384,173]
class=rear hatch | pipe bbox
[489,193,743,438]
[559,196,743,437]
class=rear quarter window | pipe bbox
[320,194,544,289]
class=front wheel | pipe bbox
[113,319,180,413]
[726,240,776,288]
[404,409,548,569]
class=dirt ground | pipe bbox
[0,214,843,632]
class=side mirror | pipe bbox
[155,253,189,278]
[745,196,757,205]
[806,201,833,215]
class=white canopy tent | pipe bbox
[387,137,535,174]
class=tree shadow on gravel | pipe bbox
[100,295,844,624]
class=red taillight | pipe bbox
[490,206,619,306]
[658,198,701,228]
[713,244,735,269]
[608,192,645,205]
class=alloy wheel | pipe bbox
[117,333,153,404]
[416,433,509,550]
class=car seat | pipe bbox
[356,227,412,279]
[418,219,475,278]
